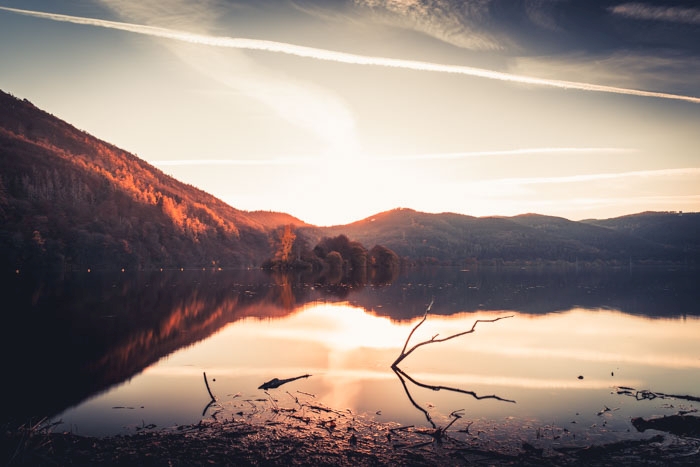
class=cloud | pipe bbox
[2,6,699,104]
[97,0,358,156]
[152,157,313,167]
[511,51,700,98]
[524,0,565,32]
[351,0,505,51]
[492,167,700,186]
[377,147,635,161]
[609,3,700,25]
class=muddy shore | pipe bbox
[4,403,700,466]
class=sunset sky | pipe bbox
[1,1,699,226]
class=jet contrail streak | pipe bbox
[3,6,700,104]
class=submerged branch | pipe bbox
[390,301,515,430]
[202,372,220,416]
[203,372,216,402]
[258,374,312,390]
[392,305,513,368]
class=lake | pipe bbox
[4,266,699,452]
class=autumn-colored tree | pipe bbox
[370,244,399,270]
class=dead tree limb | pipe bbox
[390,301,515,431]
[203,372,217,402]
[202,372,220,416]
[392,303,513,368]
[258,374,311,390]
[398,298,434,358]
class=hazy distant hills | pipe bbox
[314,209,699,265]
[1,89,698,271]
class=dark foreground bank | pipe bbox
[4,411,700,467]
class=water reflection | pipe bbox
[2,266,699,444]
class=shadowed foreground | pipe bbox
[4,406,700,467]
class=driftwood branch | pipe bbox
[203,372,216,401]
[258,374,311,390]
[390,302,515,433]
[398,298,433,357]
[616,386,700,402]
[392,303,513,368]
[202,372,220,416]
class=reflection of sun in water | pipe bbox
[269,302,408,351]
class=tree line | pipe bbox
[262,227,400,285]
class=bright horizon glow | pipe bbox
[1,1,699,226]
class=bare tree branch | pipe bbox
[399,298,433,357]
[203,372,216,402]
[392,306,513,368]
[389,301,515,435]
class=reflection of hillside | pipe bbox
[342,267,700,320]
[2,269,313,426]
[3,266,698,427]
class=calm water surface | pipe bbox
[5,267,699,449]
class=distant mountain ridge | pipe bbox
[312,208,699,265]
[1,89,697,271]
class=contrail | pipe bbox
[3,6,700,104]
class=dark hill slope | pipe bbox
[314,209,696,264]
[508,214,672,260]
[0,90,279,270]
[583,211,700,254]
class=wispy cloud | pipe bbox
[377,147,635,161]
[2,6,699,104]
[351,0,504,51]
[151,147,632,166]
[152,157,313,167]
[95,0,358,156]
[493,167,700,186]
[512,51,700,99]
[610,3,700,25]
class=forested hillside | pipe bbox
[313,208,698,265]
[0,90,294,270]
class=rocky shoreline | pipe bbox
[4,404,700,466]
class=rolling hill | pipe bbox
[311,208,699,265]
[0,89,307,271]
[1,88,697,271]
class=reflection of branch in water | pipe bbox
[616,386,700,403]
[391,301,515,433]
[202,371,222,416]
[393,366,436,428]
[392,366,515,429]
